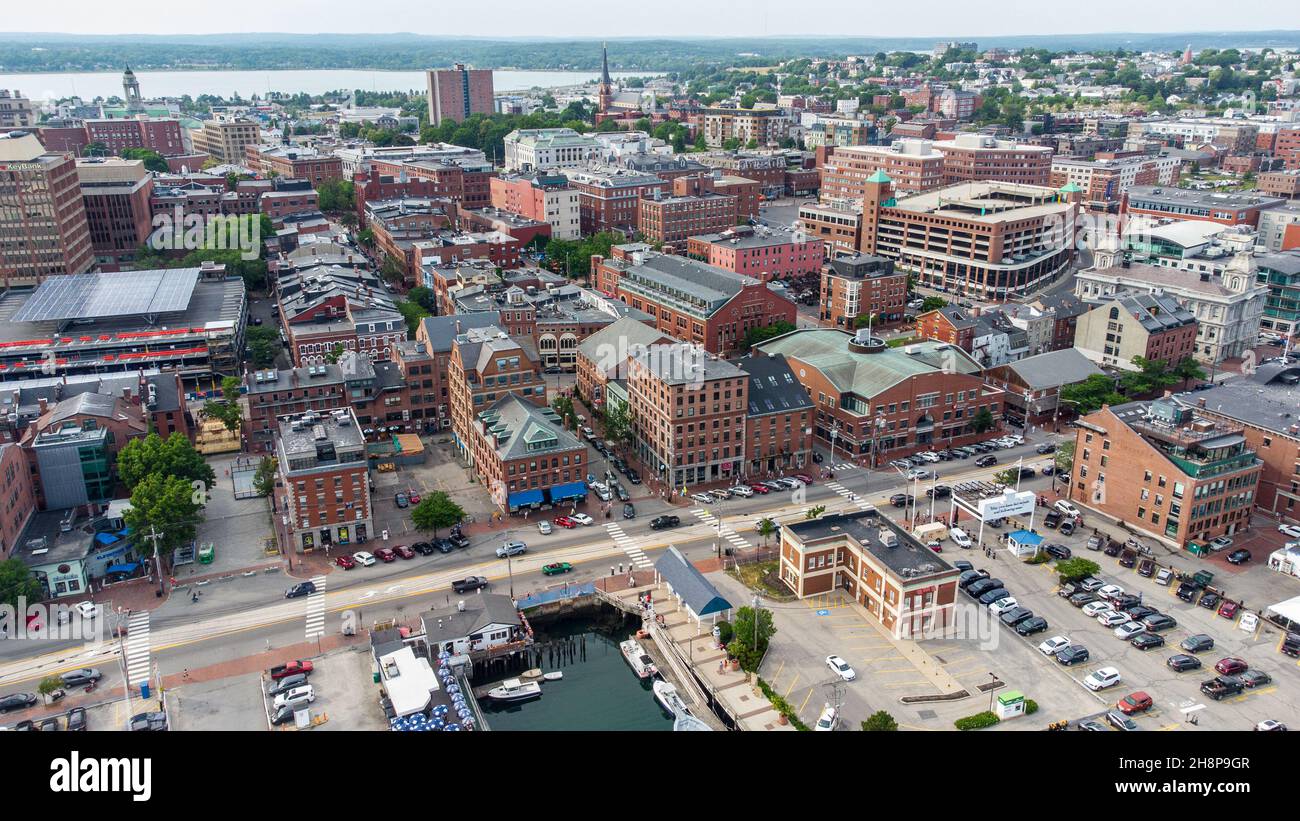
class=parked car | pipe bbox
[1137,559,1156,578]
[1155,567,1174,586]
[949,528,972,548]
[1142,613,1178,632]
[1054,500,1080,518]
[988,596,1020,616]
[1084,666,1122,691]
[1131,632,1166,651]
[825,655,856,681]
[1240,670,1272,688]
[1055,645,1090,666]
[1226,549,1252,565]
[730,485,754,497]
[272,685,315,711]
[1079,577,1106,592]
[553,515,577,529]
[373,547,396,563]
[1114,622,1147,640]
[1167,654,1202,672]
[127,711,169,731]
[978,588,1011,606]
[650,515,681,531]
[1059,520,1076,536]
[623,503,636,519]
[537,520,554,535]
[1106,711,1139,731]
[1016,617,1049,636]
[268,673,309,696]
[571,513,594,526]
[1082,601,1111,618]
[394,492,409,509]
[1045,544,1072,560]
[1043,511,1062,529]
[0,692,37,712]
[890,493,914,508]
[1118,691,1153,715]
[1201,677,1245,700]
[1181,634,1215,653]
[66,706,86,731]
[393,544,415,560]
[1215,658,1248,676]
[352,551,377,567]
[1069,592,1099,608]
[1279,524,1300,539]
[1038,636,1072,656]
[270,660,313,679]
[1198,591,1222,610]
[1256,719,1288,732]
[1209,535,1234,552]
[452,576,489,594]
[975,455,998,467]
[1000,607,1035,627]
[1218,600,1240,620]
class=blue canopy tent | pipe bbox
[547,481,587,504]
[654,546,733,628]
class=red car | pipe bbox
[374,547,397,563]
[1217,600,1239,619]
[792,474,814,485]
[269,660,314,679]
[1118,691,1153,715]
[393,544,415,560]
[553,515,578,529]
[747,483,771,495]
[1215,657,1248,676]
[335,554,357,570]
[407,491,421,504]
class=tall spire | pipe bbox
[601,42,611,85]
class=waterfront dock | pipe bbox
[595,571,793,731]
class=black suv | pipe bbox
[412,541,436,556]
[650,515,680,531]
[1069,591,1099,607]
[890,493,914,507]
[975,454,998,467]
[966,578,1003,598]
[1176,582,1202,602]
[1043,511,1062,529]
[926,485,952,499]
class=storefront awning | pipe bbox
[547,481,587,503]
[507,489,545,509]
[106,562,141,574]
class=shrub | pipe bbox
[861,710,899,731]
[954,711,1001,731]
[716,620,734,646]
[756,677,811,731]
[1025,699,1039,715]
[1024,552,1051,565]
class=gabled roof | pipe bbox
[1003,348,1105,390]
[419,312,502,354]
[420,593,522,645]
[476,394,584,461]
[735,352,814,417]
[654,547,732,617]
[575,315,672,365]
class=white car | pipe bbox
[1082,601,1112,618]
[950,528,973,549]
[730,484,755,497]
[906,468,932,481]
[1084,666,1122,691]
[1114,621,1147,640]
[1097,584,1125,602]
[988,597,1019,616]
[825,655,856,681]
[690,492,715,504]
[1098,610,1132,627]
[594,487,613,502]
[1002,434,1025,446]
[1038,635,1071,656]
[1054,500,1081,518]
[272,684,315,710]
[1278,524,1300,539]
[537,520,553,535]
[352,551,376,567]
[814,703,839,731]
[74,601,98,620]
[1079,577,1106,592]
[1208,535,1233,551]
[570,513,594,526]
[915,451,941,463]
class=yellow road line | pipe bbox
[797,687,814,715]
[784,672,801,699]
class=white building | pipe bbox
[334,142,487,176]
[503,128,601,172]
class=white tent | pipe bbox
[1265,594,1300,628]
[1268,545,1300,580]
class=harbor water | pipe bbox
[476,616,672,731]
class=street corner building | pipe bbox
[779,508,961,638]
[271,407,372,553]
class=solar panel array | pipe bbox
[11,268,202,323]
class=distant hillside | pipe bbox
[2,31,1299,74]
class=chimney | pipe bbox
[1198,397,1207,408]
[38,397,48,415]
[122,386,133,403]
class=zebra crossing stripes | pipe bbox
[304,575,327,640]
[123,611,152,686]
[825,481,875,511]
[688,508,753,550]
[606,522,652,569]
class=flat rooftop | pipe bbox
[785,509,955,581]
[1127,185,1284,211]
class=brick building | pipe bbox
[447,325,548,467]
[566,168,667,235]
[271,407,372,553]
[590,250,797,357]
[84,117,188,157]
[736,350,815,475]
[1072,293,1198,372]
[686,226,824,282]
[695,151,788,198]
[637,175,739,244]
[468,394,587,513]
[797,200,862,255]
[245,144,343,186]
[245,363,347,452]
[0,443,36,560]
[191,118,260,164]
[426,64,495,126]
[1069,399,1262,549]
[933,134,1053,187]
[489,172,581,240]
[75,157,154,268]
[819,140,946,200]
[1122,186,1284,228]
[819,253,906,329]
[0,131,94,280]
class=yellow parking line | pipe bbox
[858,656,900,663]
[771,659,785,683]
[880,681,926,689]
[784,672,801,699]
[797,687,815,715]
[873,667,921,675]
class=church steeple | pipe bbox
[597,43,614,116]
[601,43,611,86]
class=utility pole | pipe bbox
[141,525,166,595]
[505,529,515,599]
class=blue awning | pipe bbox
[1007,530,1043,545]
[93,544,129,561]
[106,562,141,574]
[95,532,122,546]
[507,489,545,509]
[547,481,587,503]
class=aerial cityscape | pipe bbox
[3,11,1300,759]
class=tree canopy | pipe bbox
[116,431,216,491]
[124,473,205,560]
[411,492,466,537]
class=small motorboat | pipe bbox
[673,714,713,731]
[619,639,658,679]
[541,671,564,682]
[519,668,543,681]
[485,678,542,702]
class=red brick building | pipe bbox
[260,189,320,224]
[934,135,1052,186]
[591,250,797,356]
[426,64,495,126]
[566,168,667,235]
[0,131,94,280]
[84,117,187,157]
[820,141,946,200]
[467,393,587,513]
[0,443,37,560]
[686,226,824,282]
[819,253,906,329]
[447,325,548,466]
[272,407,372,552]
[76,157,154,267]
[637,175,739,244]
[372,158,495,210]
[246,145,343,186]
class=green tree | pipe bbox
[253,456,278,497]
[993,468,1020,486]
[246,325,281,368]
[722,137,741,151]
[726,605,776,672]
[853,313,879,329]
[920,296,948,312]
[202,375,244,433]
[315,179,355,213]
[972,407,995,434]
[756,517,777,546]
[1054,441,1075,475]
[861,710,899,731]
[1055,557,1101,583]
[693,132,707,151]
[602,401,632,452]
[550,395,576,430]
[1120,356,1177,396]
[1173,356,1207,389]
[324,342,346,364]
[116,431,216,491]
[805,505,826,520]
[0,558,41,609]
[406,285,437,313]
[120,147,169,172]
[742,319,796,351]
[38,676,65,703]
[395,299,431,335]
[410,491,466,537]
[1060,373,1125,414]
[124,473,205,560]
[380,254,407,286]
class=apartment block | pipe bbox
[272,408,372,552]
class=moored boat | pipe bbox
[619,639,658,679]
[486,677,542,702]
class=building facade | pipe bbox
[426,64,495,126]
[0,131,94,281]
[819,253,906,329]
[272,408,372,552]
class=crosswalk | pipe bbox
[825,480,876,512]
[123,611,151,686]
[689,508,754,552]
[304,575,327,640]
[830,463,857,472]
[606,523,652,569]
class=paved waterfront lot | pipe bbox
[170,671,269,731]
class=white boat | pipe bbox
[542,671,564,682]
[619,639,658,679]
[673,714,713,731]
[485,677,542,702]
[653,679,689,716]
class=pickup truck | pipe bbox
[452,576,489,594]
[1200,676,1245,700]
[269,660,314,680]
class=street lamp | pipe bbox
[504,528,515,600]
[828,420,841,467]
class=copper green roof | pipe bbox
[1058,182,1083,193]
[866,169,892,184]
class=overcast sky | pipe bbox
[6,1,1296,38]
